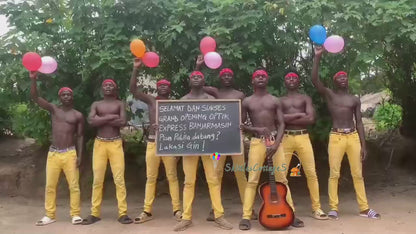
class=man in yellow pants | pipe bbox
[279,72,328,221]
[239,69,304,230]
[83,79,133,225]
[129,58,182,223]
[173,71,233,232]
[195,56,253,221]
[312,46,380,220]
[30,71,84,226]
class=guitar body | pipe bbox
[258,181,294,230]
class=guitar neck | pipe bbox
[267,156,279,201]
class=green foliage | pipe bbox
[373,102,402,131]
[9,103,51,145]
[0,0,415,146]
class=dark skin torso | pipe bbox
[281,93,314,130]
[50,107,83,148]
[91,100,124,138]
[243,94,280,133]
[325,91,358,129]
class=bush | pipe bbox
[373,102,402,131]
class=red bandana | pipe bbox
[252,70,269,80]
[219,68,233,77]
[333,71,347,80]
[189,71,204,79]
[58,87,73,95]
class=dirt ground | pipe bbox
[1,137,416,234]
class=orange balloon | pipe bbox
[130,39,146,58]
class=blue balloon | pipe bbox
[309,25,327,45]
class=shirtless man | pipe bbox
[312,46,380,220]
[239,69,303,230]
[30,71,84,226]
[129,58,182,223]
[82,79,133,225]
[279,72,328,221]
[173,71,233,231]
[195,55,253,221]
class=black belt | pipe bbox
[285,129,308,135]
[331,128,356,134]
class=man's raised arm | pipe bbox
[30,71,55,112]
[129,58,155,105]
[311,46,330,96]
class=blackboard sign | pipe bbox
[156,99,242,156]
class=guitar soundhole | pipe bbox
[267,214,287,218]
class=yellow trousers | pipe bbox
[44,149,80,219]
[182,155,224,220]
[143,142,181,213]
[242,138,293,219]
[91,139,128,218]
[214,154,247,204]
[282,133,322,212]
[328,132,369,212]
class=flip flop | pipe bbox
[72,216,83,225]
[239,219,251,230]
[82,215,101,225]
[291,217,304,228]
[359,209,381,219]
[312,209,329,220]
[118,215,133,224]
[36,216,56,226]
[328,210,339,220]
[134,212,153,224]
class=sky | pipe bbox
[0,15,8,36]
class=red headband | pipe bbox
[285,72,299,79]
[190,71,204,79]
[157,79,171,87]
[219,68,233,77]
[252,70,269,80]
[102,79,117,87]
[58,87,73,95]
[333,71,347,80]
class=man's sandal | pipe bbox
[118,215,133,224]
[291,217,304,228]
[359,209,381,219]
[72,216,83,225]
[36,216,56,226]
[328,210,339,220]
[134,211,153,224]
[239,219,251,230]
[312,209,329,220]
[82,215,101,225]
[174,210,182,222]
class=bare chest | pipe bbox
[96,102,120,115]
[281,98,305,113]
[52,109,77,125]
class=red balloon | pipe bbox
[200,36,216,55]
[142,52,160,68]
[22,52,42,71]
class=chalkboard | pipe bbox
[156,99,242,156]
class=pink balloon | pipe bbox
[142,52,160,68]
[204,52,222,69]
[38,56,58,74]
[22,52,42,71]
[323,35,345,53]
[200,36,216,55]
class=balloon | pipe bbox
[324,35,345,53]
[204,52,222,69]
[142,52,160,68]
[22,52,42,71]
[38,56,58,74]
[130,39,146,58]
[200,36,216,55]
[309,25,327,45]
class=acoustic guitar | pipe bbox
[258,144,294,229]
